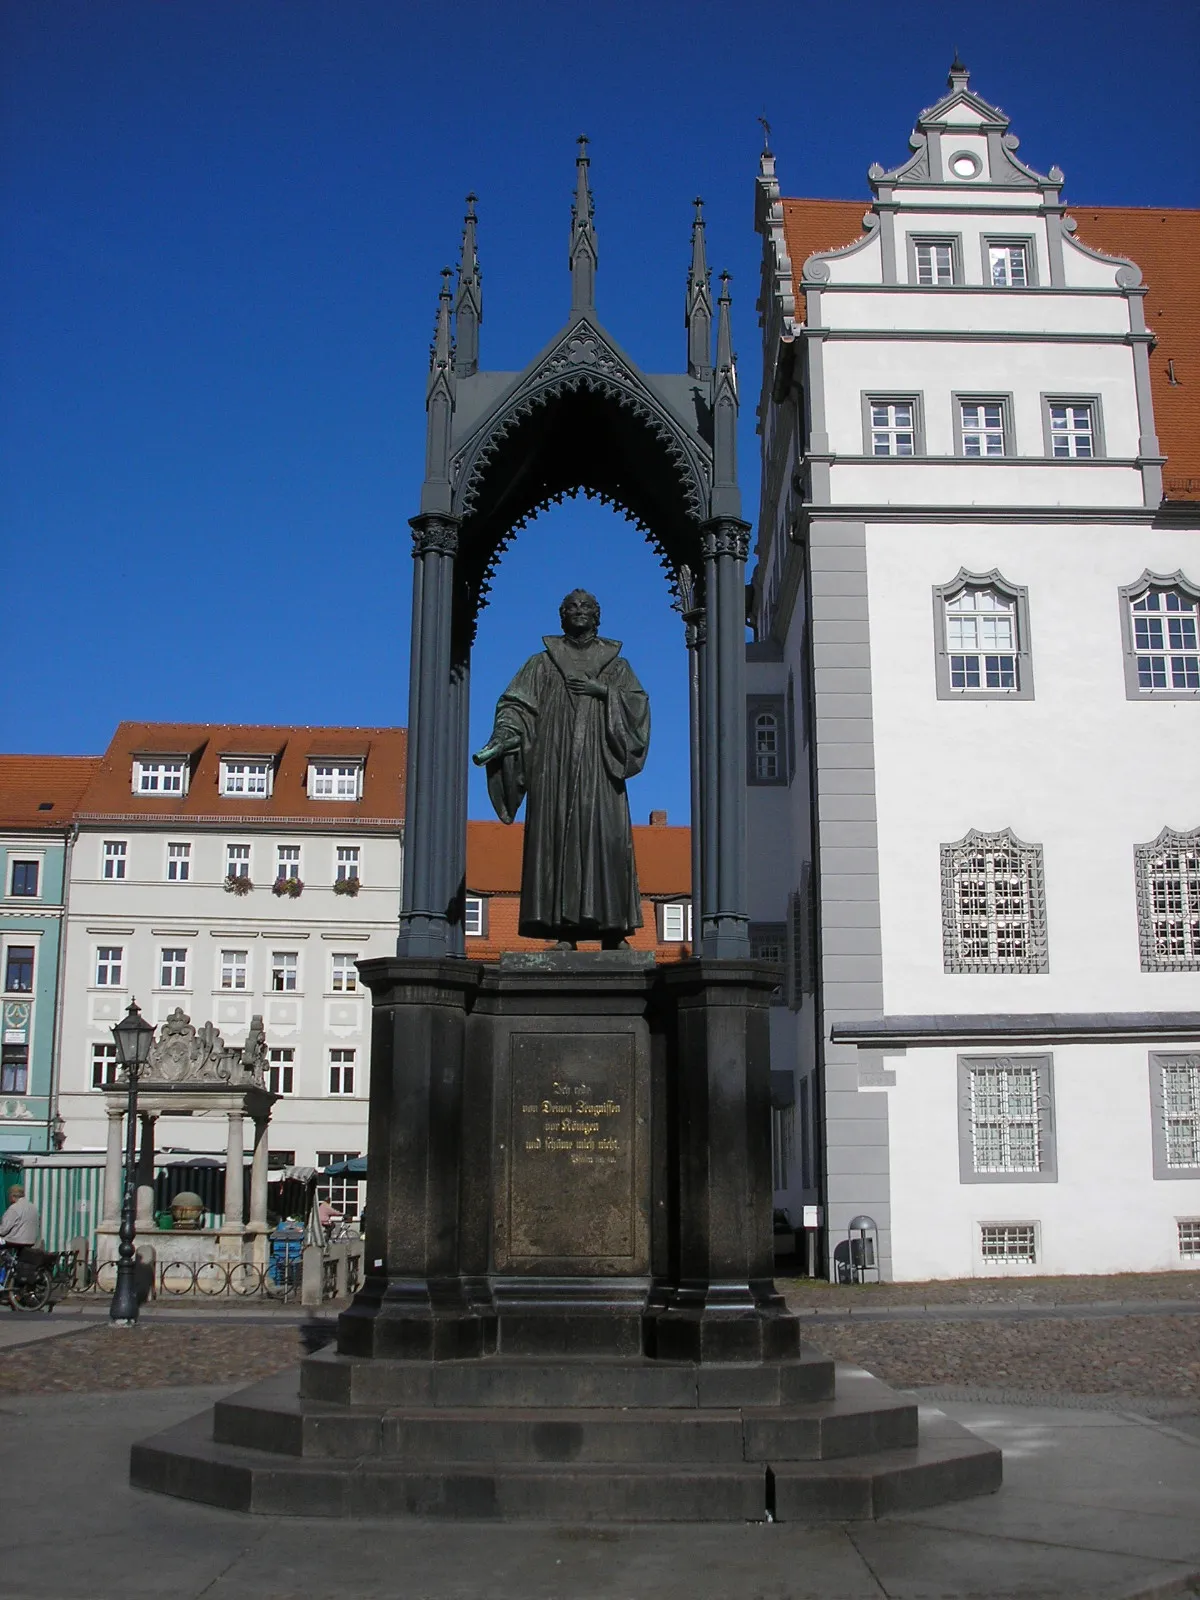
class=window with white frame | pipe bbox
[166,842,191,881]
[328,1049,356,1096]
[159,947,188,988]
[276,845,301,883]
[1047,401,1096,459]
[1,1044,28,1094]
[749,922,786,1005]
[221,759,272,797]
[103,841,127,880]
[958,399,1008,457]
[330,952,358,992]
[91,1042,120,1089]
[226,843,252,880]
[934,574,1032,698]
[133,758,187,795]
[271,951,298,992]
[220,949,248,990]
[960,1057,1055,1178]
[660,903,692,942]
[979,1223,1037,1265]
[941,829,1047,974]
[1179,1219,1200,1259]
[1135,829,1200,971]
[1126,585,1200,694]
[755,712,779,780]
[4,945,34,993]
[747,694,788,786]
[335,845,360,883]
[913,238,957,286]
[316,1149,361,1219]
[267,1047,295,1095]
[10,859,39,897]
[308,762,362,801]
[463,896,486,938]
[95,946,124,987]
[987,241,1031,287]
[868,399,917,456]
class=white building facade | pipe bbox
[56,723,405,1215]
[750,64,1200,1278]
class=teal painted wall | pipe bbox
[0,835,69,1154]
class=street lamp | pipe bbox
[109,999,155,1326]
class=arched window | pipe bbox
[934,570,1033,700]
[1120,574,1200,697]
[747,695,788,786]
[941,828,1047,974]
[1135,828,1200,970]
[755,712,779,781]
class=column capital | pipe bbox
[409,513,461,558]
[699,518,751,561]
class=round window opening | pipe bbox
[949,151,982,180]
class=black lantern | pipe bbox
[109,1000,155,1325]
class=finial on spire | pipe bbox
[948,51,969,90]
[431,266,454,372]
[686,198,713,381]
[455,193,482,377]
[756,113,772,152]
[569,135,598,319]
[716,270,734,379]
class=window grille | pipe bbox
[870,400,916,456]
[336,846,360,883]
[945,586,1019,692]
[1136,830,1200,970]
[220,949,248,990]
[942,830,1047,974]
[1179,1219,1200,1259]
[979,1223,1037,1264]
[267,1048,295,1095]
[91,1042,120,1089]
[316,1149,362,1220]
[159,947,188,988]
[1162,1060,1200,1169]
[271,952,298,993]
[914,240,955,285]
[95,946,123,987]
[103,841,127,880]
[771,1105,795,1191]
[1048,402,1095,459]
[226,844,251,879]
[988,243,1029,287]
[959,400,1006,456]
[970,1063,1040,1172]
[166,843,191,882]
[463,896,485,937]
[330,953,358,991]
[1130,589,1200,692]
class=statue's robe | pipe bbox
[483,635,650,939]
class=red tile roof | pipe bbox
[779,198,1200,503]
[0,755,102,831]
[74,723,406,827]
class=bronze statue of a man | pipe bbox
[474,589,650,949]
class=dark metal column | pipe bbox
[699,519,751,957]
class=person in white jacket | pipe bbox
[0,1184,40,1264]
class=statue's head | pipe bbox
[559,589,601,637]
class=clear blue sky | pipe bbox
[2,1,1196,823]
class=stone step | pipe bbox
[132,1402,998,1523]
[214,1369,916,1465]
[299,1345,837,1410]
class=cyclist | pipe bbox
[0,1184,41,1264]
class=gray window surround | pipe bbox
[1118,570,1200,702]
[1148,1052,1200,1180]
[981,235,1038,289]
[941,828,1049,976]
[953,393,1015,458]
[933,568,1034,702]
[749,921,786,1005]
[860,392,926,457]
[1040,394,1105,460]
[747,694,788,787]
[1135,827,1200,972]
[906,233,964,287]
[957,1054,1057,1184]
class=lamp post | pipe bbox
[109,999,155,1326]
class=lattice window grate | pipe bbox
[970,1064,1041,1173]
[1178,1219,1200,1259]
[942,830,1047,974]
[980,1223,1037,1264]
[1136,830,1200,971]
[1162,1061,1200,1169]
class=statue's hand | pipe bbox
[566,675,608,699]
[473,737,519,766]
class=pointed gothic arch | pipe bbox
[400,144,750,961]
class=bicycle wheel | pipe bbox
[9,1268,52,1312]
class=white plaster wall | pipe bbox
[887,1045,1200,1280]
[823,289,1129,337]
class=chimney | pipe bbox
[649,809,668,827]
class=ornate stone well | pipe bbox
[98,1009,278,1267]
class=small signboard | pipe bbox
[802,1204,822,1229]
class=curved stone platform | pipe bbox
[130,1346,1002,1522]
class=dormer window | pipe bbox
[133,758,187,796]
[221,759,273,797]
[308,761,362,801]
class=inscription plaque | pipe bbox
[505,1032,636,1264]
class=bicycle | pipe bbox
[0,1245,54,1312]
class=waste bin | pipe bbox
[269,1220,304,1288]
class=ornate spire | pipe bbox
[685,198,713,381]
[455,194,482,377]
[711,272,740,516]
[429,267,454,380]
[421,268,456,514]
[947,51,969,92]
[569,135,598,319]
